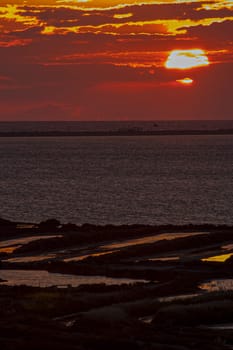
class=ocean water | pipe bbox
[0,122,232,225]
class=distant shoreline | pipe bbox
[0,129,233,137]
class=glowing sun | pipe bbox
[176,77,193,85]
[165,49,209,69]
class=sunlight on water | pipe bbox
[4,254,57,263]
[222,243,233,251]
[0,235,62,248]
[199,279,233,292]
[147,256,179,262]
[0,246,20,253]
[102,232,207,250]
[64,250,119,262]
[16,224,35,229]
[202,253,233,262]
[158,293,199,302]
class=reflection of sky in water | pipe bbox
[148,256,179,262]
[66,232,206,263]
[0,235,62,248]
[135,256,179,263]
[64,250,119,262]
[222,243,233,251]
[4,254,57,263]
[207,324,233,330]
[200,279,233,292]
[1,232,207,264]
[0,270,147,288]
[102,232,207,250]
[202,253,233,262]
[158,293,199,302]
[0,245,21,253]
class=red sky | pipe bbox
[0,0,232,120]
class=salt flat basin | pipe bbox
[0,270,147,288]
[202,253,233,263]
[66,232,207,263]
[64,250,119,262]
[0,246,21,254]
[3,254,57,263]
[206,323,233,330]
[199,279,233,292]
[222,243,233,251]
[4,249,120,264]
[134,256,179,263]
[147,256,179,262]
[139,316,154,324]
[158,293,200,302]
[0,235,62,249]
[101,232,208,250]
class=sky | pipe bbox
[0,0,232,121]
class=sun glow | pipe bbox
[165,49,209,69]
[176,77,193,85]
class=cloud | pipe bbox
[0,0,232,121]
[1,2,232,36]
[180,20,233,43]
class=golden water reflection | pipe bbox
[202,253,233,262]
[64,250,119,262]
[4,254,57,263]
[200,279,233,292]
[0,235,62,248]
[148,256,179,262]
[0,245,20,253]
[222,243,233,251]
[102,232,207,250]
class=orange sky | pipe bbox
[0,0,232,120]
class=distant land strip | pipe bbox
[0,129,233,137]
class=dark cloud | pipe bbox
[180,20,233,43]
[113,3,232,22]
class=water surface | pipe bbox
[0,133,232,225]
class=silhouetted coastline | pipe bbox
[0,129,233,137]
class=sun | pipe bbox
[165,49,209,69]
[176,77,193,85]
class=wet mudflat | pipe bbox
[0,269,147,288]
[1,219,233,349]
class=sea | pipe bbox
[0,120,232,226]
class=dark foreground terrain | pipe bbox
[1,218,233,349]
